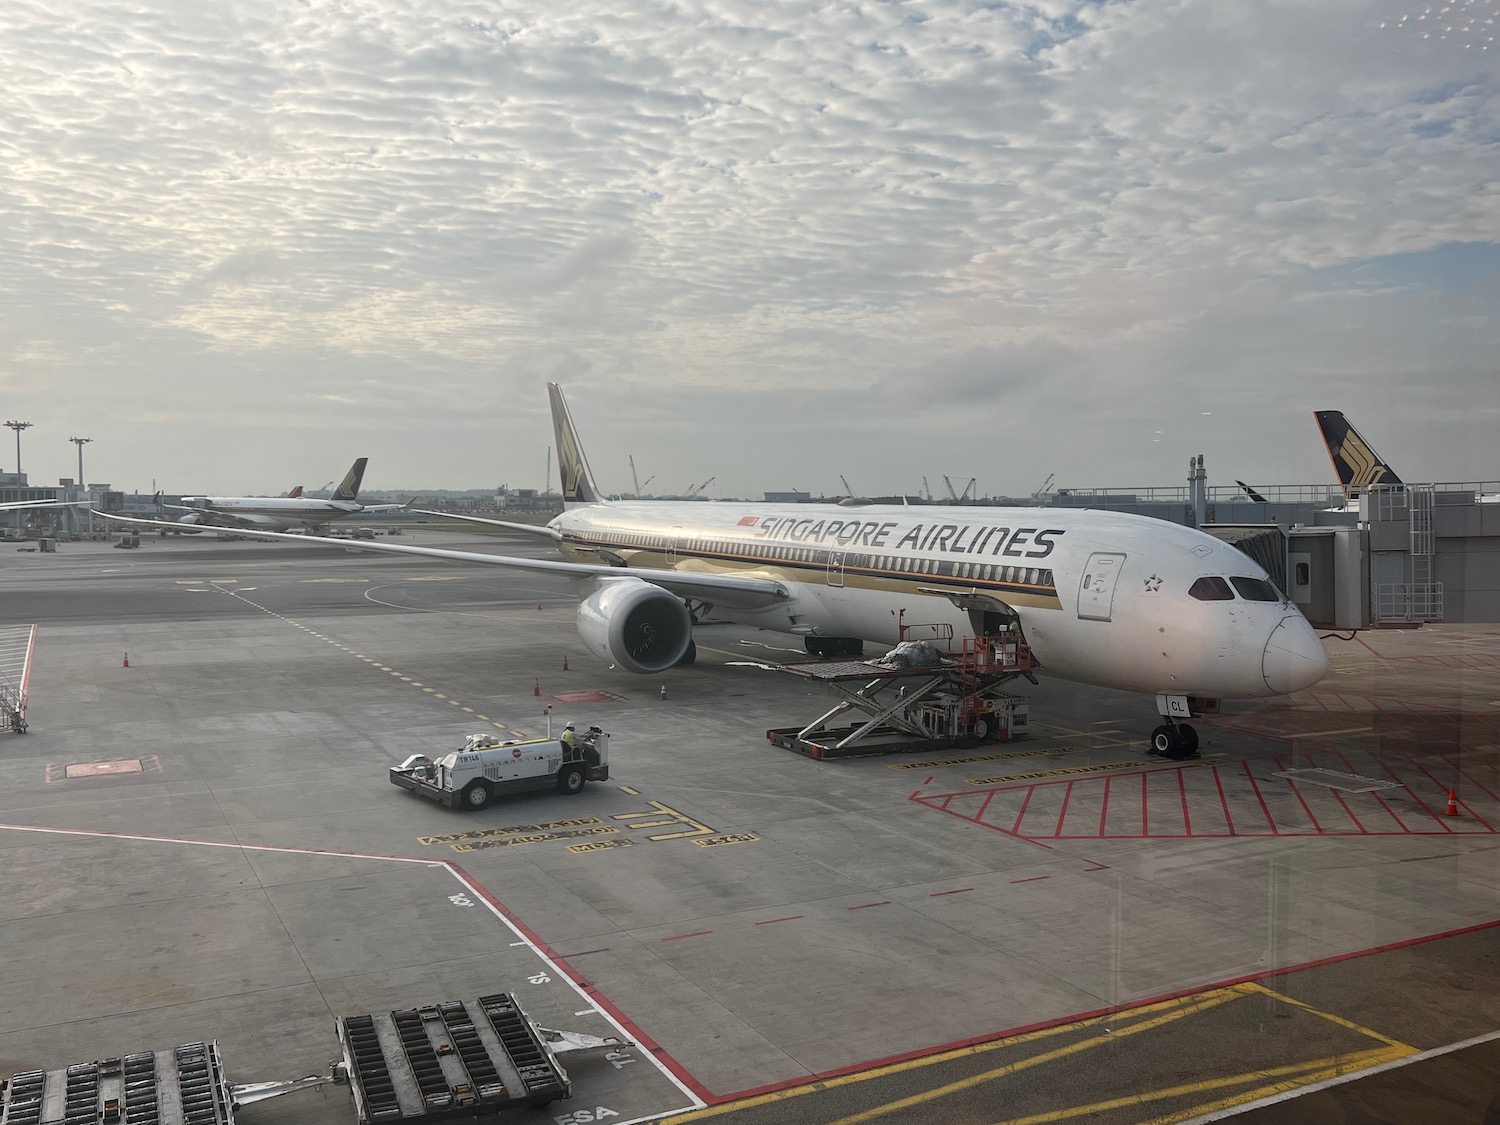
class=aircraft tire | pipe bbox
[461,781,492,810]
[1150,725,1181,757]
[557,765,585,795]
[678,639,697,666]
[1178,724,1199,754]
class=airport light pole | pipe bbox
[5,421,33,478]
[70,436,93,534]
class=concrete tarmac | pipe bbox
[1,532,1497,1124]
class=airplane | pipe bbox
[1315,410,1403,497]
[101,385,1330,757]
[1314,410,1497,506]
[156,459,410,531]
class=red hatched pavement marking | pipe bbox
[910,747,1500,841]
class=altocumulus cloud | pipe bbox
[0,0,1496,493]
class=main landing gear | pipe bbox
[1148,693,1208,761]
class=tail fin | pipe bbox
[331,458,368,502]
[288,485,303,498]
[547,383,602,507]
[1314,411,1403,496]
[1236,480,1268,503]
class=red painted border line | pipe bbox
[755,915,804,926]
[1010,875,1050,884]
[1397,749,1496,831]
[930,887,973,897]
[1243,760,1280,834]
[444,865,711,1101]
[1054,780,1075,837]
[661,930,714,942]
[1178,768,1193,836]
[1081,859,1110,872]
[1276,757,1325,833]
[1213,765,1236,835]
[848,901,891,910]
[1009,785,1035,834]
[1098,775,1112,835]
[708,916,1500,1105]
[560,947,612,958]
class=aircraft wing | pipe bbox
[97,513,791,608]
[409,510,563,540]
[0,500,91,512]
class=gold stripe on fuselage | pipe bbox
[558,533,1063,609]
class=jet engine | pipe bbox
[575,578,692,674]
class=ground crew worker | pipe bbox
[560,721,581,761]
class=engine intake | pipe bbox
[576,578,692,674]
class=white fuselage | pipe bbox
[178,496,373,530]
[551,501,1329,701]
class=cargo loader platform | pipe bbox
[0,993,627,1125]
[763,635,1033,760]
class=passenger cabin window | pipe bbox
[1189,576,1235,601]
[1230,576,1281,602]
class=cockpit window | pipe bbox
[1189,576,1234,601]
[1230,576,1280,602]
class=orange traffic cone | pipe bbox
[532,679,541,697]
[659,684,667,700]
[122,652,129,668]
[562,655,569,671]
[1446,788,1460,817]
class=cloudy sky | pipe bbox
[2,0,1496,498]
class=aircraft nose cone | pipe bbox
[1263,614,1330,694]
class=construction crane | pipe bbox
[685,476,715,498]
[943,475,977,505]
[840,475,855,498]
[921,476,933,502]
[1032,473,1055,500]
[628,456,654,499]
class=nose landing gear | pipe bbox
[1149,693,1209,760]
[1149,722,1199,760]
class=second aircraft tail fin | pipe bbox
[331,458,369,502]
[1314,411,1403,496]
[547,383,603,507]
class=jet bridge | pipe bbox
[764,635,1032,759]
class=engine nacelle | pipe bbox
[576,578,692,674]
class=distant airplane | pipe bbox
[1314,410,1496,505]
[1235,481,1268,503]
[157,459,409,531]
[106,386,1329,756]
[1314,411,1403,497]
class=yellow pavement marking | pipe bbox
[175,580,203,585]
[1240,982,1415,1050]
[213,584,520,741]
[619,785,641,795]
[1001,1045,1408,1125]
[613,801,716,841]
[820,988,1247,1125]
[1133,1045,1415,1125]
[660,989,1246,1123]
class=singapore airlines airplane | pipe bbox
[1316,409,1498,505]
[159,459,409,531]
[104,385,1329,756]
